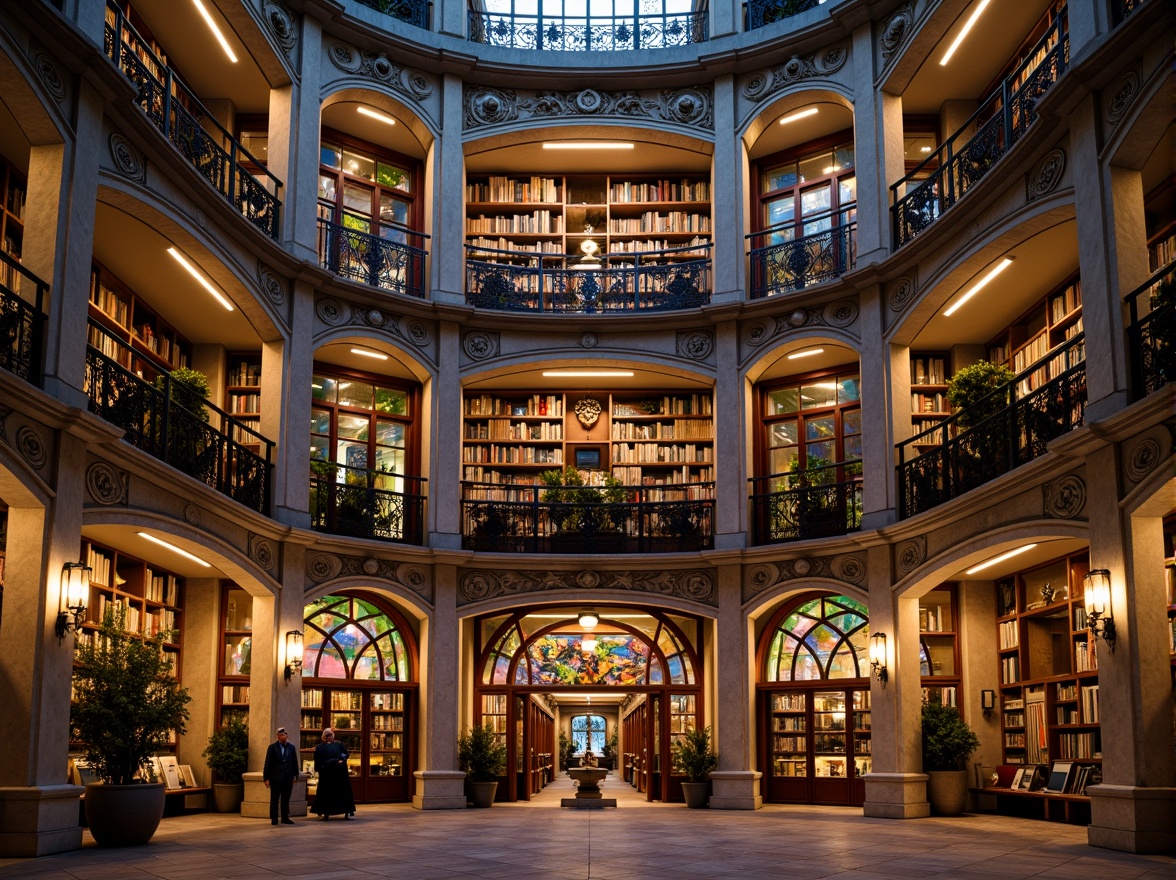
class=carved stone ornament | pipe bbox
[1027,149,1066,201]
[109,134,146,182]
[86,461,128,506]
[896,537,926,574]
[33,52,66,103]
[822,299,858,328]
[307,553,342,583]
[888,275,917,312]
[1042,474,1086,519]
[741,48,849,101]
[463,85,713,132]
[1105,70,1139,127]
[15,425,46,470]
[833,555,866,584]
[676,331,713,361]
[362,558,380,575]
[880,5,914,61]
[463,331,499,360]
[184,503,199,525]
[1125,437,1161,483]
[458,568,716,606]
[326,42,434,104]
[316,297,347,326]
[257,263,286,307]
[743,320,772,348]
[250,536,276,572]
[262,1,298,61]
[579,333,599,349]
[574,398,603,429]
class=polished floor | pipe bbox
[3,776,1173,879]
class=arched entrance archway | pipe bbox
[474,604,703,803]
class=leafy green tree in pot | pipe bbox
[202,716,250,812]
[458,724,508,808]
[154,366,212,423]
[921,701,981,816]
[945,361,1014,431]
[672,726,718,808]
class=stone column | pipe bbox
[439,0,467,39]
[712,321,745,548]
[710,76,744,303]
[267,282,315,529]
[710,563,761,809]
[433,75,467,305]
[857,285,897,527]
[430,322,464,548]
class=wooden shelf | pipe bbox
[0,157,25,263]
[87,261,192,375]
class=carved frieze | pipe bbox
[743,554,866,602]
[741,298,860,353]
[895,536,926,574]
[1042,474,1086,519]
[1104,70,1139,128]
[888,274,917,313]
[257,263,287,308]
[880,5,913,61]
[314,297,434,355]
[262,1,298,65]
[250,536,277,573]
[326,42,434,105]
[463,86,713,132]
[740,49,849,102]
[305,552,431,601]
[457,568,716,606]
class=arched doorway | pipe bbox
[474,604,703,803]
[757,592,873,806]
[300,591,418,803]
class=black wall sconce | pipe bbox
[55,561,92,643]
[1083,569,1116,652]
[869,632,888,686]
[284,629,304,680]
[981,689,996,717]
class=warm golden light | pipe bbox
[940,0,993,65]
[357,106,397,126]
[787,348,825,360]
[779,108,819,125]
[194,0,238,63]
[944,257,1014,316]
[578,611,599,630]
[541,370,634,378]
[1083,569,1111,617]
[137,532,212,567]
[350,348,389,360]
[167,247,234,311]
[542,142,635,150]
[964,543,1037,574]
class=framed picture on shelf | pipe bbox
[1010,768,1026,790]
[1043,761,1073,793]
[180,764,198,788]
[158,755,183,790]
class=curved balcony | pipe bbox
[461,480,714,553]
[310,462,427,545]
[897,333,1087,519]
[891,10,1068,249]
[353,0,431,29]
[1126,264,1175,401]
[317,217,428,299]
[0,251,46,387]
[744,0,824,31]
[465,244,711,313]
[103,3,282,241]
[747,218,856,299]
[468,0,708,50]
[748,461,863,545]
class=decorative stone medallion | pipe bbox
[676,331,713,361]
[184,503,199,525]
[896,537,926,574]
[33,52,66,102]
[880,5,913,60]
[307,553,342,582]
[326,42,434,104]
[15,425,46,470]
[315,297,347,326]
[740,49,849,102]
[463,85,714,132]
[1105,70,1139,127]
[1125,437,1161,483]
[1042,474,1086,519]
[109,134,146,182]
[86,461,128,506]
[888,275,917,312]
[463,331,499,360]
[574,398,603,429]
[1027,149,1066,201]
[262,1,298,61]
[833,554,866,584]
[579,333,599,349]
[257,263,286,307]
[250,537,276,572]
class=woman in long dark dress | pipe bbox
[313,728,356,820]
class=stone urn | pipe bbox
[926,770,969,816]
[567,767,608,799]
[84,782,166,846]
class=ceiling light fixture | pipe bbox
[921,146,933,152]
[167,247,234,311]
[542,143,635,150]
[541,370,635,378]
[944,257,1013,316]
[137,532,212,568]
[965,543,1038,575]
[350,347,389,360]
[940,0,993,66]
[357,106,397,126]
[578,611,599,629]
[779,107,819,125]
[787,348,825,360]
[193,0,238,63]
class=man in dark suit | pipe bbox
[263,727,299,825]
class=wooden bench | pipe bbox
[163,786,211,816]
[970,786,1091,824]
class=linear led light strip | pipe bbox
[357,106,396,126]
[940,0,992,66]
[542,143,634,150]
[167,247,234,311]
[944,257,1013,316]
[542,370,634,377]
[193,0,237,63]
[138,532,212,567]
[965,543,1037,575]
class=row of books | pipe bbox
[86,546,113,590]
[464,420,563,441]
[1055,732,1099,759]
[611,442,712,464]
[609,466,715,485]
[90,281,131,327]
[147,571,179,605]
[462,445,563,464]
[466,176,561,204]
[465,394,565,417]
[1074,637,1098,672]
[229,392,261,415]
[911,357,947,385]
[222,685,249,704]
[607,237,709,254]
[911,392,947,413]
[1080,684,1099,722]
[609,180,710,203]
[608,212,710,234]
[466,211,563,234]
[1001,654,1021,683]
[369,733,403,750]
[922,686,956,707]
[998,619,1019,649]
[229,361,260,386]
[919,606,947,632]
[467,236,565,255]
[1048,281,1082,322]
[611,421,714,440]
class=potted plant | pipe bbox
[558,730,570,771]
[921,700,981,816]
[201,717,249,813]
[541,465,628,550]
[672,726,718,808]
[155,366,211,423]
[458,724,507,808]
[70,605,191,846]
[946,361,1014,431]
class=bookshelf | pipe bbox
[481,693,509,752]
[1165,516,1175,666]
[986,275,1083,396]
[465,174,711,261]
[225,354,262,449]
[217,583,252,727]
[1145,179,1175,272]
[88,261,192,375]
[995,551,1100,771]
[919,585,960,707]
[0,157,26,263]
[462,390,715,488]
[909,352,951,441]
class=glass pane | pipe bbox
[342,150,376,181]
[843,434,863,460]
[769,447,797,476]
[798,152,829,184]
[806,440,835,464]
[839,175,857,207]
[799,381,838,409]
[765,197,795,229]
[318,174,337,204]
[337,414,370,441]
[336,440,368,471]
[843,409,862,434]
[769,420,798,448]
[375,387,408,415]
[762,163,797,192]
[377,163,411,192]
[375,421,405,447]
[805,417,835,442]
[312,376,337,402]
[343,183,372,218]
[768,388,799,414]
[338,381,374,409]
[835,145,855,171]
[320,143,341,168]
[380,194,409,226]
[800,185,831,218]
[374,447,405,477]
[838,376,861,403]
[311,408,331,434]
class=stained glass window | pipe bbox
[304,594,412,681]
[763,595,869,682]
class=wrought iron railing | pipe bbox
[897,333,1087,519]
[103,2,282,240]
[468,2,707,49]
[1125,264,1174,400]
[0,251,47,386]
[353,0,431,29]
[317,217,428,299]
[84,331,273,515]
[1110,0,1145,25]
[466,244,711,312]
[310,461,427,544]
[748,461,863,544]
[891,9,1068,248]
[461,481,714,553]
[747,218,856,298]
[745,0,823,30]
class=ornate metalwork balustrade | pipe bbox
[84,334,273,515]
[745,0,823,30]
[353,0,431,29]
[468,2,708,49]
[897,334,1087,519]
[466,245,711,313]
[1111,0,1145,25]
[103,2,282,240]
[748,461,863,544]
[1126,264,1174,401]
[747,219,856,298]
[891,10,1068,249]
[462,481,714,553]
[0,251,47,386]
[310,461,427,545]
[317,218,428,299]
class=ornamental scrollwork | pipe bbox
[15,425,46,470]
[33,52,66,103]
[889,275,917,312]
[316,297,346,326]
[86,461,128,506]
[1105,70,1139,127]
[250,536,276,573]
[464,331,499,361]
[1125,437,1162,484]
[822,299,858,328]
[896,537,926,574]
[833,555,866,584]
[326,41,434,104]
[457,569,717,606]
[463,85,713,132]
[741,48,849,101]
[1042,474,1086,519]
[676,331,714,361]
[579,333,599,349]
[262,1,298,62]
[257,263,286,307]
[307,553,341,583]
[880,5,913,61]
[109,134,145,182]
[1027,149,1066,201]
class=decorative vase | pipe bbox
[213,782,245,813]
[681,781,710,808]
[925,769,968,816]
[84,782,166,846]
[468,780,498,808]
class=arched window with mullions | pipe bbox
[571,714,606,754]
[762,594,869,681]
[304,594,413,680]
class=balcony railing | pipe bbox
[897,333,1087,519]
[468,2,708,50]
[317,218,428,299]
[353,0,431,29]
[85,331,273,515]
[748,461,863,544]
[461,481,714,553]
[747,218,856,298]
[103,2,282,240]
[891,9,1068,249]
[1111,0,1145,25]
[310,461,427,544]
[745,0,824,31]
[466,244,711,313]
[1126,264,1174,401]
[0,251,47,386]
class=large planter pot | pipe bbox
[468,780,498,808]
[681,781,710,809]
[213,782,245,813]
[84,782,166,846]
[926,770,969,816]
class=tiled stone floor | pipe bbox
[2,776,1173,879]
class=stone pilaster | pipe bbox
[413,564,465,809]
